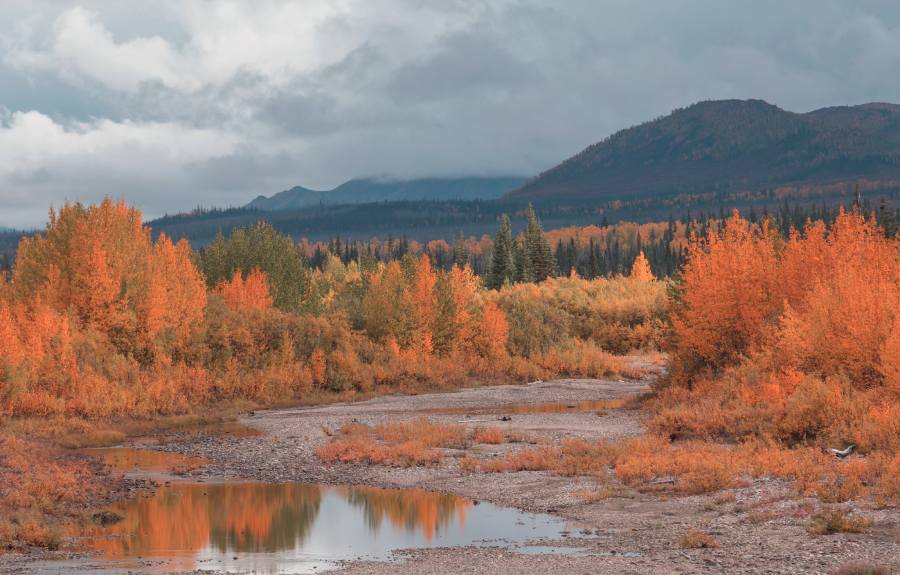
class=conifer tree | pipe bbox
[514,240,530,283]
[588,237,599,279]
[523,205,555,282]
[488,214,515,289]
[452,234,470,268]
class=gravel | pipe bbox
[4,372,897,575]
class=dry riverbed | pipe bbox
[3,371,898,574]
[172,373,897,575]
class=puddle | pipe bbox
[82,447,207,479]
[425,398,626,416]
[58,482,580,574]
[52,448,582,574]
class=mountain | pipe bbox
[248,176,526,211]
[509,99,900,203]
[146,99,900,246]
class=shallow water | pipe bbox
[81,446,207,479]
[67,482,578,574]
[60,448,581,574]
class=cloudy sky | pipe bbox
[2,1,900,227]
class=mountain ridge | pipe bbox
[508,99,900,203]
[248,176,526,211]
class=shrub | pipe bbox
[678,528,720,549]
[473,428,505,445]
[807,508,872,535]
[831,562,891,575]
[316,418,466,467]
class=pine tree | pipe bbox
[513,240,529,283]
[566,238,577,276]
[588,237,599,279]
[523,205,555,282]
[452,234,470,268]
[488,214,515,289]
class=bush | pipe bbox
[807,508,872,535]
[678,528,719,549]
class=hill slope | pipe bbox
[249,176,526,211]
[509,99,900,203]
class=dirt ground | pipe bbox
[3,371,898,574]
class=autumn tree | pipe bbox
[217,268,274,311]
[142,234,207,357]
[669,211,780,384]
[475,301,509,360]
[433,264,480,355]
[630,251,654,281]
[411,255,438,354]
[201,222,309,312]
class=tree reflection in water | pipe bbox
[77,481,472,569]
[345,485,471,542]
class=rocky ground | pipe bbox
[2,370,897,574]
[174,372,899,575]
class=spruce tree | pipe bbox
[452,234,469,268]
[523,205,555,282]
[555,239,567,276]
[514,240,530,283]
[488,214,515,289]
[566,238,577,276]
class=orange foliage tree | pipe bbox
[630,250,654,281]
[662,208,900,456]
[217,268,273,312]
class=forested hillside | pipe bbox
[511,100,900,204]
[248,177,525,210]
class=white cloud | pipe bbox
[51,6,184,92]
[2,0,900,227]
[0,110,240,226]
[6,2,378,93]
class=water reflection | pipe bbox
[82,447,207,477]
[74,481,572,574]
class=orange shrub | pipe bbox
[658,208,899,503]
[473,428,505,445]
[316,418,466,467]
[678,528,719,549]
[0,433,117,550]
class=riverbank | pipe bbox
[2,369,897,574]
[170,372,897,574]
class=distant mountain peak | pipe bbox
[508,99,900,202]
[248,176,527,211]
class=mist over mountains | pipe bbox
[6,99,900,251]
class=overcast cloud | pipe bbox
[2,0,900,227]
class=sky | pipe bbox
[2,1,900,228]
